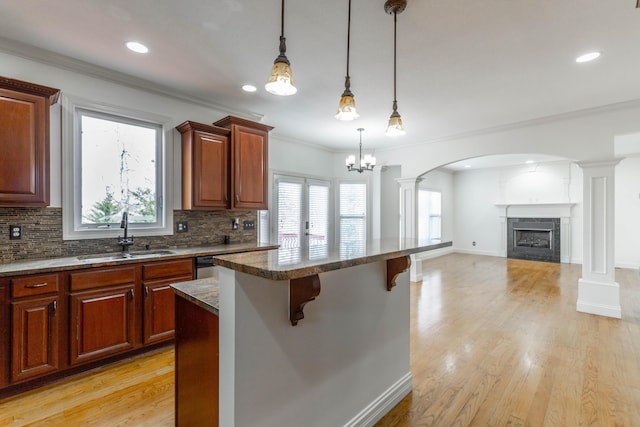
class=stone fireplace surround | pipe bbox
[496,203,574,264]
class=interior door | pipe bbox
[274,175,330,261]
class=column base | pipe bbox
[576,278,621,319]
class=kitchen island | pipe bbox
[172,239,451,427]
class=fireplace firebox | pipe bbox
[507,218,560,263]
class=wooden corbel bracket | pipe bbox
[386,256,411,291]
[290,274,321,326]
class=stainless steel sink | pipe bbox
[77,250,175,262]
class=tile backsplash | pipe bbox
[0,208,258,264]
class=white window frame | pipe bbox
[62,95,173,240]
[418,187,442,242]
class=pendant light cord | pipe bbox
[280,0,285,38]
[393,11,397,104]
[346,0,352,78]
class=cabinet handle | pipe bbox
[25,282,47,288]
[236,194,240,203]
[144,286,149,299]
[129,288,135,300]
[51,300,57,315]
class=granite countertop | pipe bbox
[0,242,278,277]
[171,277,219,315]
[213,239,452,281]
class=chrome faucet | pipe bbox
[117,211,134,255]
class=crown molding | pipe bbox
[0,36,260,121]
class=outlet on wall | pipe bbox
[10,225,22,240]
[472,241,476,246]
[176,221,188,233]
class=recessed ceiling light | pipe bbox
[525,160,535,164]
[126,41,149,54]
[575,52,600,63]
[242,84,257,93]
[464,165,471,168]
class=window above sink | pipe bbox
[61,96,173,240]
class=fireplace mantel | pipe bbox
[495,202,575,218]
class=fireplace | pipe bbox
[507,218,560,263]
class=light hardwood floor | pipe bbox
[1,254,639,426]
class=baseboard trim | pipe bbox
[453,248,501,257]
[344,372,412,427]
[576,301,622,319]
[415,246,454,261]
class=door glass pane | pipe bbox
[308,183,329,259]
[277,181,302,249]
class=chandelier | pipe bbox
[346,128,376,173]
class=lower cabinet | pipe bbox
[1,257,195,395]
[142,259,193,345]
[69,266,137,366]
[11,296,60,383]
[10,273,60,384]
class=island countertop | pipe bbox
[213,239,452,281]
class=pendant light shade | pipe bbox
[384,0,407,136]
[335,0,359,120]
[266,0,297,96]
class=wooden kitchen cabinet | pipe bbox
[141,259,193,345]
[0,76,60,207]
[177,121,231,210]
[0,281,9,388]
[214,115,272,210]
[69,266,137,366]
[9,273,60,384]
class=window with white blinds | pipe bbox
[339,182,367,258]
[418,189,442,242]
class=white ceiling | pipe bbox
[1,0,639,152]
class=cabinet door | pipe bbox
[194,131,229,209]
[142,259,193,344]
[0,79,59,207]
[70,285,136,365]
[11,296,59,383]
[232,125,268,210]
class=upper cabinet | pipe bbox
[178,116,272,211]
[0,77,60,207]
[214,116,272,210]
[177,121,231,210]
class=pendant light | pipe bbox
[266,0,297,96]
[335,0,359,120]
[346,128,376,173]
[384,0,407,136]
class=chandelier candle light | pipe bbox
[384,0,407,136]
[266,0,297,96]
[335,0,359,120]
[346,128,376,173]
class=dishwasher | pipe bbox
[195,255,218,279]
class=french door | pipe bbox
[273,175,330,262]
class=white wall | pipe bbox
[453,168,502,256]
[451,161,584,262]
[615,156,640,269]
[380,166,401,239]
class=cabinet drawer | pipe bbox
[11,274,59,298]
[70,266,136,291]
[142,259,193,281]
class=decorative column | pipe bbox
[397,177,422,281]
[577,159,622,319]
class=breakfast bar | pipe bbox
[172,239,451,427]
